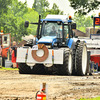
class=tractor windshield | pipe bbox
[41,22,62,38]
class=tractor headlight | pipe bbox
[54,42,57,46]
[44,63,53,67]
[26,63,35,67]
[46,45,51,48]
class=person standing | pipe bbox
[97,28,100,34]
[0,45,2,56]
[11,41,17,68]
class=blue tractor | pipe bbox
[17,15,90,76]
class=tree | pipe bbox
[0,0,29,41]
[32,1,63,18]
[41,3,64,18]
[0,0,12,14]
[23,8,39,35]
[9,0,28,17]
[32,0,49,14]
[74,13,93,32]
[0,0,12,30]
[0,0,40,41]
[68,0,100,15]
[48,3,63,14]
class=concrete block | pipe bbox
[5,60,12,68]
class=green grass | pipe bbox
[78,97,100,100]
[0,66,18,70]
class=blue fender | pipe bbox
[67,38,78,50]
[67,38,74,48]
[36,38,38,45]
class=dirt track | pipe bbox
[0,70,100,100]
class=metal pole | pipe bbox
[93,17,95,34]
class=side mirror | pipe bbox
[24,21,29,27]
[71,23,76,29]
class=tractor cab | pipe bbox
[38,15,76,48]
[24,15,76,48]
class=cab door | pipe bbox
[1,33,11,58]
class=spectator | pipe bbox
[0,45,2,56]
[96,28,100,34]
[11,41,17,68]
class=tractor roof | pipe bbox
[42,15,69,23]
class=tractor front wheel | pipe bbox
[52,49,73,75]
[32,64,46,74]
[18,63,32,74]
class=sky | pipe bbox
[18,0,100,17]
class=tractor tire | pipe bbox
[32,64,46,75]
[18,63,32,74]
[72,40,80,75]
[86,51,92,75]
[75,41,87,76]
[88,62,92,75]
[45,67,53,75]
[72,49,76,75]
[52,49,73,75]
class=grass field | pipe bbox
[0,66,18,70]
[79,97,100,100]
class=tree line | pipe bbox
[0,0,64,41]
[0,0,96,41]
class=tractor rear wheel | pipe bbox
[72,49,76,75]
[75,41,87,76]
[52,49,73,75]
[18,63,32,74]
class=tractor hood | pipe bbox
[38,36,57,45]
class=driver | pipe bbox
[49,26,57,36]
